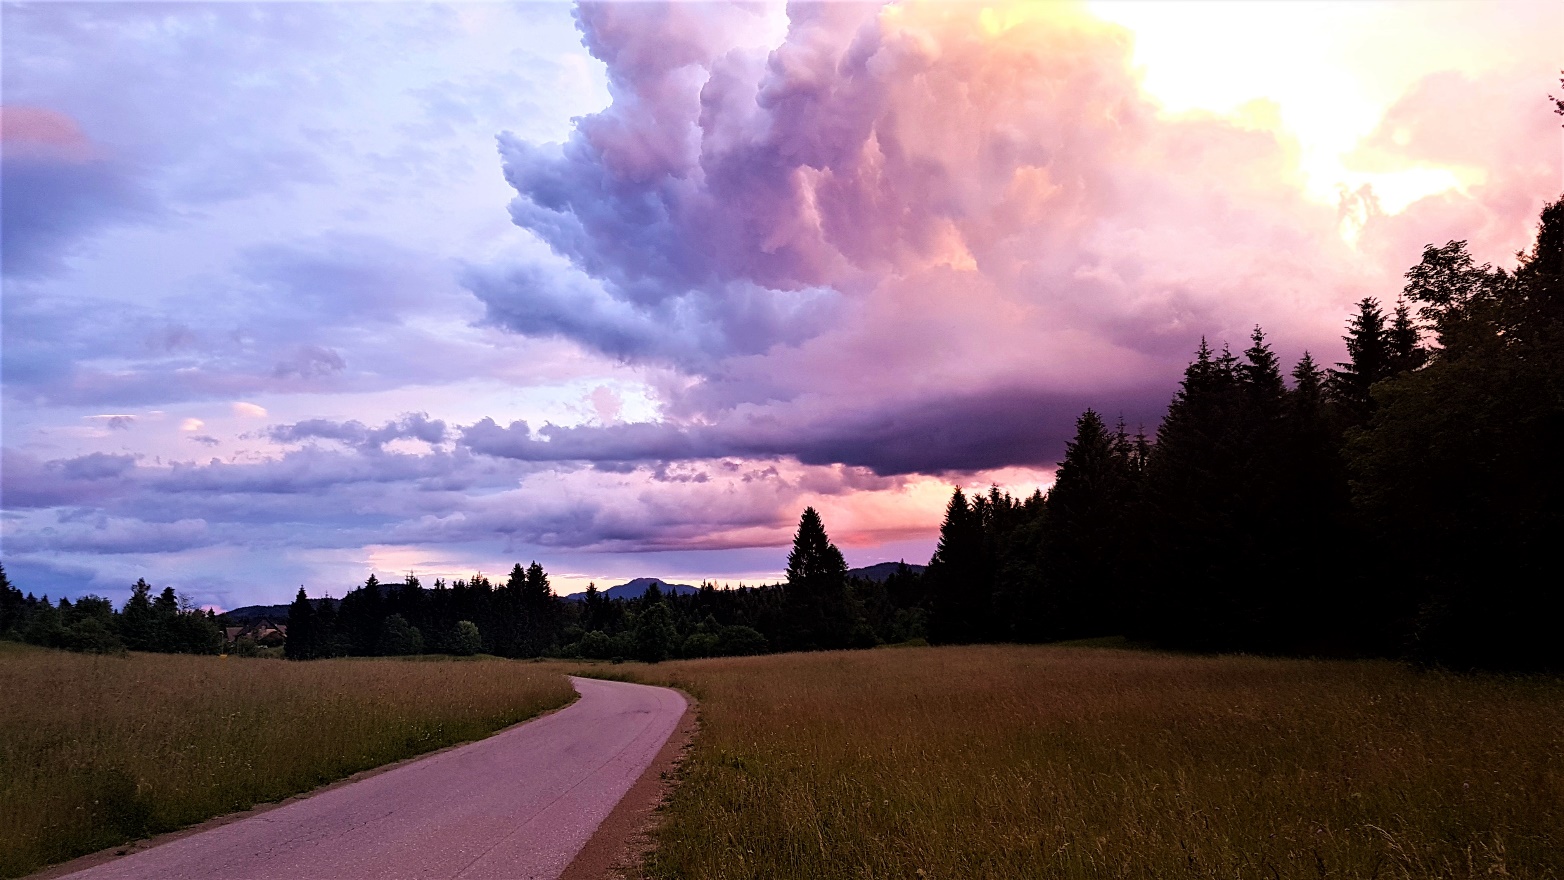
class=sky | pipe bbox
[2,0,1560,609]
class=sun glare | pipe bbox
[1087,0,1470,223]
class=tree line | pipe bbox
[918,196,1564,671]
[0,570,223,655]
[277,521,928,664]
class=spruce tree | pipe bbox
[1328,298,1392,423]
[926,489,989,644]
[285,587,316,660]
[782,507,851,650]
[1037,409,1137,639]
[0,563,23,636]
[1388,299,1427,375]
[119,578,158,652]
[1139,336,1257,648]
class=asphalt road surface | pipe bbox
[56,676,687,880]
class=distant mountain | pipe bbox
[220,598,337,622]
[565,577,700,601]
[847,562,926,582]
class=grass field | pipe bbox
[582,645,1564,880]
[0,643,575,878]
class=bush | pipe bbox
[716,625,767,656]
[578,630,614,660]
[449,620,483,656]
[377,614,424,656]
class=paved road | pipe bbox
[57,676,687,880]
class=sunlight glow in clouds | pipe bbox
[1,0,1558,608]
[1088,0,1550,215]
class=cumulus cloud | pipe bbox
[466,3,1374,472]
[1350,66,1564,268]
[470,0,1560,480]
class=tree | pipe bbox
[1349,197,1564,670]
[1328,298,1393,423]
[1036,409,1137,640]
[926,489,990,644]
[782,507,852,650]
[449,620,483,656]
[0,564,26,637]
[285,587,316,660]
[119,578,158,652]
[378,614,424,656]
[632,597,677,662]
[1387,299,1427,375]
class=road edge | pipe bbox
[558,686,698,880]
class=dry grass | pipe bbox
[0,643,575,878]
[586,645,1564,880]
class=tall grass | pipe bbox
[593,645,1564,879]
[0,643,575,878]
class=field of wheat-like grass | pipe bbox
[0,643,575,878]
[585,645,1564,880]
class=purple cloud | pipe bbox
[269,413,449,451]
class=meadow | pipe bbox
[0,642,575,878]
[584,644,1564,880]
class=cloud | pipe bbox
[460,382,1163,476]
[471,3,1357,468]
[472,0,1559,483]
[588,385,622,423]
[87,414,136,430]
[269,412,449,452]
[232,402,268,419]
[272,345,346,380]
[0,105,150,277]
[5,516,214,556]
[1350,66,1564,268]
[1,449,133,508]
[59,452,138,481]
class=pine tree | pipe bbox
[285,587,316,660]
[1388,299,1427,375]
[1328,298,1392,423]
[1038,408,1138,640]
[926,489,990,644]
[1241,325,1286,402]
[119,578,158,651]
[581,583,605,631]
[1139,336,1255,648]
[0,563,23,637]
[782,507,851,650]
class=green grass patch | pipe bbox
[0,648,575,878]
[601,645,1564,879]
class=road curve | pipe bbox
[56,676,687,880]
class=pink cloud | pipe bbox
[492,0,1506,424]
[0,105,96,161]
